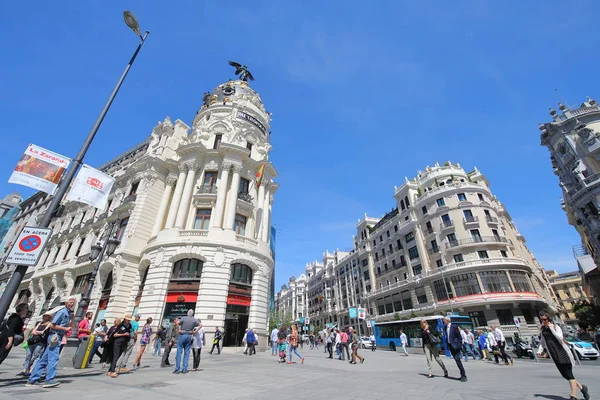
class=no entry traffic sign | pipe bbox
[6,227,52,266]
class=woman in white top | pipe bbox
[191,323,205,372]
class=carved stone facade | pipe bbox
[6,80,278,349]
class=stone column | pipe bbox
[254,184,265,239]
[152,176,176,236]
[175,162,198,228]
[248,269,269,347]
[212,163,230,228]
[224,164,242,230]
[165,165,187,228]
[260,186,271,241]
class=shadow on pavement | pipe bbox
[534,395,570,400]
[0,371,103,387]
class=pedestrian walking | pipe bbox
[191,323,205,371]
[101,319,120,369]
[107,314,132,378]
[349,328,364,364]
[26,298,76,388]
[477,329,490,360]
[173,309,200,374]
[539,311,590,400]
[443,316,467,382]
[270,326,279,356]
[278,325,288,363]
[490,324,513,366]
[209,326,222,354]
[161,317,179,367]
[246,327,257,356]
[132,317,153,370]
[20,312,51,376]
[420,319,447,378]
[88,319,108,364]
[399,330,409,356]
[287,324,304,364]
[153,325,165,356]
[0,303,28,365]
[116,314,140,373]
[242,328,249,354]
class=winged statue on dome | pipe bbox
[228,61,255,82]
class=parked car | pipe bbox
[564,335,600,360]
[360,336,374,349]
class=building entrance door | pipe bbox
[223,304,249,347]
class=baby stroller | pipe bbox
[278,339,287,363]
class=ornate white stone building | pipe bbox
[5,79,278,347]
[277,163,558,342]
[540,99,600,300]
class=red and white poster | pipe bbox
[8,144,71,195]
[65,164,115,210]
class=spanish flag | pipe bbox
[256,162,266,187]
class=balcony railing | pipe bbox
[425,227,435,235]
[447,235,508,248]
[238,191,253,203]
[485,216,498,224]
[463,216,479,224]
[76,253,91,264]
[178,230,208,237]
[441,220,454,229]
[235,235,258,246]
[197,185,217,195]
[427,247,440,255]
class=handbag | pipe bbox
[428,333,441,344]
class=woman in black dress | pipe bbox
[539,311,589,400]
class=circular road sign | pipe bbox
[18,235,42,252]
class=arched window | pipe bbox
[404,196,410,207]
[102,272,113,297]
[400,200,405,210]
[230,263,253,285]
[172,259,203,280]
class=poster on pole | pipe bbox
[8,144,71,195]
[65,164,115,210]
[358,307,366,320]
[366,320,372,328]
[348,307,358,319]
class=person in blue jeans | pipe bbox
[26,298,76,388]
[174,309,200,374]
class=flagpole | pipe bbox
[0,20,149,323]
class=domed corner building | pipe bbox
[8,78,278,350]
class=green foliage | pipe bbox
[393,313,401,321]
[573,300,600,330]
[367,225,375,233]
[417,187,422,197]
[443,161,451,166]
[409,311,419,319]
[268,310,294,331]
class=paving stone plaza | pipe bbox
[0,346,598,399]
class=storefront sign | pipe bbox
[226,294,251,306]
[8,144,71,195]
[164,302,197,321]
[236,111,267,136]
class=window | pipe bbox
[430,239,439,253]
[129,181,140,196]
[75,238,85,257]
[382,248,386,256]
[436,259,443,268]
[408,246,419,260]
[463,209,475,222]
[441,214,452,227]
[373,240,376,247]
[246,141,253,153]
[386,230,390,238]
[362,258,368,266]
[496,309,514,326]
[412,264,422,275]
[380,235,383,243]
[422,205,428,215]
[470,229,482,242]
[426,221,433,233]
[213,134,222,149]
[71,274,91,295]
[106,199,113,213]
[203,171,218,186]
[457,193,467,201]
[521,308,535,324]
[500,250,508,258]
[469,311,487,328]
[478,193,484,201]
[231,263,253,285]
[116,217,129,241]
[375,252,379,261]
[401,290,412,310]
[447,233,457,246]
[510,271,532,292]
[392,259,396,268]
[405,232,414,243]
[400,255,406,266]
[394,225,398,233]
[436,198,445,207]
[193,209,212,230]
[451,273,481,296]
[384,263,388,271]
[63,242,73,260]
[453,254,464,263]
[477,250,489,259]
[484,209,491,218]
[480,271,512,293]
[172,258,203,280]
[239,178,250,195]
[389,244,393,253]
[234,214,247,235]
[434,279,453,301]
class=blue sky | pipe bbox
[0,1,596,287]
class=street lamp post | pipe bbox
[71,220,120,337]
[0,11,149,323]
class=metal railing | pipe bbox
[441,220,454,228]
[178,230,208,237]
[238,192,253,203]
[485,216,498,223]
[463,216,479,224]
[447,235,508,248]
[197,185,217,194]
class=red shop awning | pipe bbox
[166,292,198,303]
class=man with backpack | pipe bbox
[0,303,29,365]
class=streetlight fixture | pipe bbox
[72,220,120,337]
[0,11,150,323]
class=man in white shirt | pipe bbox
[490,324,513,365]
[465,329,481,360]
[399,330,408,356]
[270,327,279,356]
